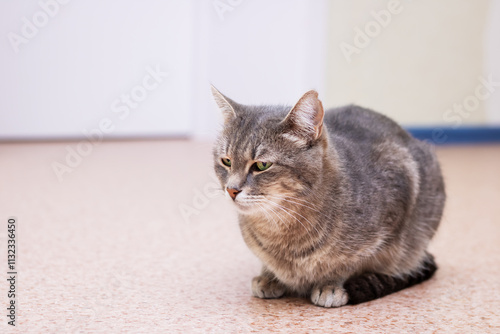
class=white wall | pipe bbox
[324,0,494,127]
[0,0,194,139]
[0,0,329,140]
[1,1,497,141]
[485,0,500,125]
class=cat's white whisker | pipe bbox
[267,194,330,219]
[263,198,322,245]
[268,193,320,206]
[266,199,322,233]
[263,201,315,244]
[256,202,280,230]
[260,201,291,231]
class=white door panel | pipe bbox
[0,0,194,139]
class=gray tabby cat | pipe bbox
[212,86,445,307]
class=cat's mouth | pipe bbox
[232,194,266,214]
[233,198,258,213]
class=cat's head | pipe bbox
[212,86,327,215]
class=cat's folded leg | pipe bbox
[310,283,348,308]
[251,268,286,299]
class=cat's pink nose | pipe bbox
[227,188,241,200]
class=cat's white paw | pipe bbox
[251,276,285,299]
[310,285,348,308]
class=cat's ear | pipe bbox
[211,85,237,123]
[282,90,324,143]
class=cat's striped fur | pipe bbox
[212,87,445,307]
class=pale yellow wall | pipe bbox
[325,0,491,126]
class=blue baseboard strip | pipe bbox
[405,126,500,145]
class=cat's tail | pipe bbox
[344,253,437,305]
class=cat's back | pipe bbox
[323,104,444,248]
[323,104,439,183]
[323,104,440,171]
[324,104,412,147]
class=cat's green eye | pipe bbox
[255,161,272,171]
[221,158,231,167]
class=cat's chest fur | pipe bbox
[239,216,369,292]
[240,227,328,290]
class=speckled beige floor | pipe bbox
[0,141,499,333]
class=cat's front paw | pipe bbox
[251,276,285,299]
[310,285,348,308]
